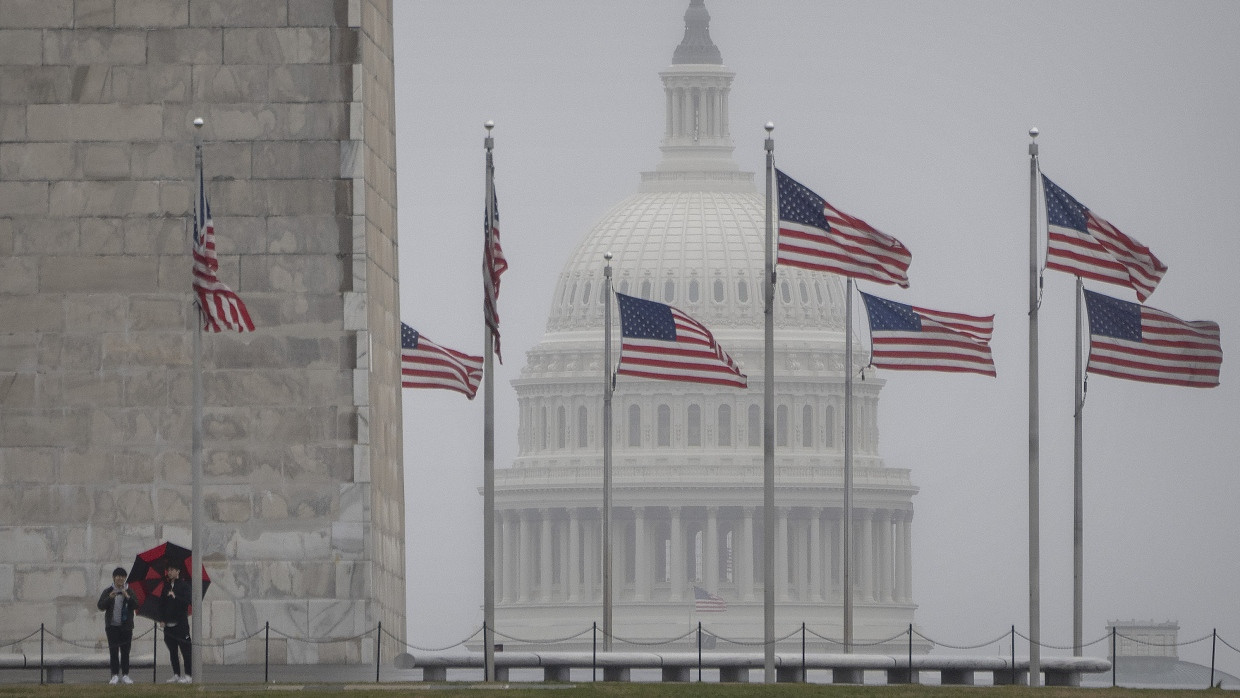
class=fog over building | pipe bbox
[0,0,404,662]
[493,0,919,649]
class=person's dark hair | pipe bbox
[112,567,126,578]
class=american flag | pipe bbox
[484,186,507,362]
[776,169,911,288]
[616,293,747,388]
[1043,175,1166,302]
[193,171,254,332]
[401,323,484,399]
[1083,289,1220,388]
[693,586,727,612]
[859,292,996,377]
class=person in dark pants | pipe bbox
[158,565,193,684]
[96,566,137,685]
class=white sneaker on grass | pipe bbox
[108,675,119,685]
[166,675,182,683]
[121,675,133,685]
[179,675,193,684]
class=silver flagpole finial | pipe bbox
[1029,126,1039,138]
[764,121,774,133]
[485,119,494,132]
[193,117,204,128]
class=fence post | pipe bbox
[1210,628,1217,689]
[697,622,703,682]
[153,621,158,683]
[264,621,269,684]
[592,621,597,682]
[375,621,381,683]
[1010,624,1016,686]
[1116,627,1125,689]
[39,623,44,686]
[801,622,806,682]
[908,623,913,677]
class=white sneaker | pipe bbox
[121,675,133,685]
[166,675,182,683]
[179,675,193,684]
[108,675,119,685]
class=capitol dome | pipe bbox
[493,0,919,651]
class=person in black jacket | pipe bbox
[158,565,192,684]
[96,567,137,685]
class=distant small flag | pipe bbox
[1083,289,1221,388]
[693,586,727,612]
[616,293,747,388]
[401,323,484,399]
[776,169,911,288]
[1043,175,1166,302]
[484,186,508,362]
[193,171,254,332]
[859,292,996,377]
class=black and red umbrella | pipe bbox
[126,541,210,621]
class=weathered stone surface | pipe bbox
[0,528,55,562]
[79,217,126,253]
[108,64,192,103]
[0,447,60,484]
[76,143,131,179]
[266,215,349,254]
[115,0,190,28]
[253,141,340,180]
[27,104,164,141]
[224,28,330,64]
[13,217,77,254]
[269,64,351,102]
[43,30,147,65]
[17,566,88,601]
[0,409,88,449]
[0,565,13,601]
[0,256,37,294]
[0,181,48,215]
[193,64,269,102]
[48,180,162,217]
[2,0,74,28]
[0,142,72,180]
[40,255,158,293]
[63,525,120,560]
[64,293,128,331]
[0,66,73,104]
[73,0,115,27]
[191,0,288,28]
[0,30,41,65]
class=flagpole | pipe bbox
[190,117,205,686]
[602,253,614,652]
[482,120,496,683]
[1073,276,1084,656]
[843,278,854,656]
[761,123,776,684]
[1027,127,1041,685]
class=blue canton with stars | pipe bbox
[1042,175,1089,233]
[1083,289,1142,341]
[617,293,677,341]
[401,322,421,350]
[860,293,923,332]
[776,169,831,231]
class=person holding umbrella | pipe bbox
[96,567,137,685]
[159,565,192,684]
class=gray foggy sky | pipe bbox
[393,0,1240,673]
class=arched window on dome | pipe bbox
[688,279,700,303]
[628,404,641,447]
[824,404,836,448]
[814,280,824,305]
[557,406,566,449]
[641,279,652,298]
[737,280,749,303]
[717,404,732,447]
[802,405,813,447]
[776,404,788,447]
[713,279,725,303]
[577,406,588,448]
[687,404,701,446]
[540,406,548,450]
[618,279,630,295]
[581,280,592,305]
[747,404,760,447]
[780,280,792,305]
[657,404,671,446]
[567,281,577,307]
[664,279,675,303]
[799,280,810,304]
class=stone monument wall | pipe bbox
[0,0,403,663]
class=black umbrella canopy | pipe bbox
[126,541,210,621]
